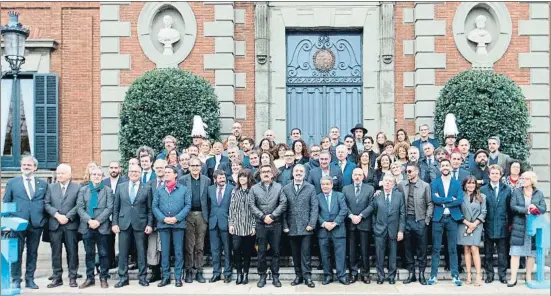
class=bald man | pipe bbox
[44,164,82,288]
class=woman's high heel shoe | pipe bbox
[507,280,517,287]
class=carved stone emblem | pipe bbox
[313,48,335,72]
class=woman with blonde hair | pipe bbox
[165,148,179,166]
[458,176,487,286]
[81,161,99,187]
[198,140,212,163]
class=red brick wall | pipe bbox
[0,2,101,180]
[394,2,416,138]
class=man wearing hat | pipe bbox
[350,124,367,154]
[487,136,512,176]
[442,114,460,154]
[470,149,490,186]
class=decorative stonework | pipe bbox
[453,2,512,69]
[137,2,197,68]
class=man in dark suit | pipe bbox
[44,164,81,288]
[145,159,167,282]
[364,174,405,285]
[343,168,375,284]
[3,156,48,289]
[112,164,153,288]
[420,142,440,183]
[282,164,318,288]
[458,139,475,171]
[428,159,464,286]
[140,154,157,183]
[335,145,356,186]
[76,167,114,289]
[207,170,234,283]
[277,150,295,185]
[411,124,440,159]
[317,176,349,286]
[481,164,511,284]
[470,149,490,186]
[396,163,433,285]
[204,142,228,180]
[178,157,210,283]
[308,151,344,194]
[450,152,470,183]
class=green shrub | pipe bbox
[434,70,530,161]
[119,68,220,164]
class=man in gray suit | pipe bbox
[178,157,210,283]
[44,164,81,288]
[343,168,375,284]
[487,136,512,175]
[76,167,114,289]
[364,174,405,285]
[250,164,287,288]
[396,163,433,285]
[146,159,166,282]
[282,164,318,288]
[112,164,153,288]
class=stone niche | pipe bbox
[453,2,512,69]
[138,2,197,68]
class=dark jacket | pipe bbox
[307,165,344,194]
[277,164,294,186]
[364,189,406,239]
[411,138,440,159]
[481,182,511,239]
[343,183,375,231]
[281,182,318,236]
[152,183,191,229]
[470,165,490,186]
[3,176,48,228]
[102,176,128,192]
[44,181,80,231]
[317,191,348,239]
[510,188,546,246]
[204,155,229,180]
[249,182,287,224]
[360,167,377,188]
[396,179,433,225]
[207,184,234,231]
[112,181,153,231]
[76,185,114,235]
[177,174,210,221]
[303,158,320,181]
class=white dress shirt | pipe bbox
[442,176,451,215]
[110,176,119,192]
[22,174,36,199]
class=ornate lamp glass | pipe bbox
[1,11,30,74]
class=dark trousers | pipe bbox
[11,226,42,282]
[319,235,346,279]
[404,216,428,273]
[232,235,255,273]
[184,212,207,271]
[83,229,109,280]
[289,235,312,279]
[256,222,282,276]
[49,227,79,280]
[430,215,459,278]
[375,234,397,280]
[348,229,371,276]
[209,226,231,277]
[484,236,507,280]
[160,229,184,280]
[118,228,146,281]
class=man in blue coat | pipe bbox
[334,145,356,186]
[317,176,349,286]
[308,151,343,194]
[411,124,440,159]
[207,170,235,283]
[3,156,48,289]
[427,159,463,286]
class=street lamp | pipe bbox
[1,11,30,75]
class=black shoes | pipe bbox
[157,278,170,287]
[47,279,63,288]
[196,271,206,283]
[291,277,304,286]
[507,280,517,287]
[349,274,358,284]
[403,273,417,284]
[114,280,129,288]
[139,280,149,286]
[362,275,371,284]
[388,278,396,285]
[184,270,193,283]
[500,278,508,284]
[210,275,221,283]
[257,274,267,288]
[147,265,162,283]
[235,273,243,285]
[338,277,350,285]
[175,280,183,287]
[272,276,282,287]
[419,273,427,285]
[376,278,384,285]
[485,277,494,284]
[305,278,315,288]
[25,280,39,289]
[79,279,95,289]
[322,276,332,285]
[223,276,232,283]
[242,273,249,285]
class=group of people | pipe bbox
[3,118,547,290]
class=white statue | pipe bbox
[467,15,492,55]
[191,115,208,139]
[443,113,459,138]
[157,15,180,55]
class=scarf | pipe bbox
[88,182,104,218]
[166,180,177,193]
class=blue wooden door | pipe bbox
[286,32,363,146]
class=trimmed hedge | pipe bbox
[434,70,530,162]
[119,68,220,163]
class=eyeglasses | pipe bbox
[311,150,321,153]
[128,170,140,173]
[190,165,201,168]
[284,154,294,157]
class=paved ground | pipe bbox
[17,277,550,296]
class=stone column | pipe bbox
[254,2,270,141]
[378,2,396,136]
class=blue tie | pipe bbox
[26,178,35,199]
[325,194,330,211]
[386,193,391,213]
[130,183,136,204]
[142,172,147,183]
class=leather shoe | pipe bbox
[77,273,83,279]
[376,278,384,285]
[419,273,427,285]
[362,275,371,284]
[338,277,349,285]
[47,279,63,288]
[48,275,54,280]
[242,273,249,285]
[223,276,232,283]
[257,275,266,288]
[500,278,508,284]
[235,273,243,285]
[147,266,162,283]
[100,280,108,288]
[389,278,396,285]
[79,279,95,289]
[184,270,193,283]
[69,279,78,288]
[305,278,315,288]
[196,272,206,283]
[349,274,358,284]
[272,276,282,287]
[139,280,149,287]
[175,280,183,287]
[114,280,129,288]
[12,281,21,289]
[210,275,221,283]
[403,273,417,284]
[322,276,332,285]
[157,278,170,287]
[291,277,304,286]
[485,277,494,284]
[25,280,39,289]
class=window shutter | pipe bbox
[34,74,59,169]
